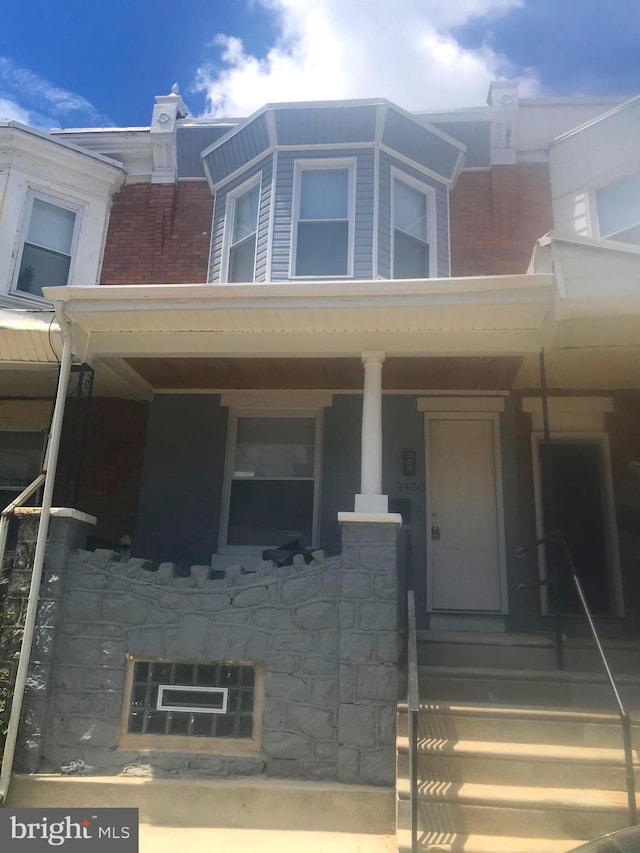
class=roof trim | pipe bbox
[551,94,640,146]
[0,121,126,172]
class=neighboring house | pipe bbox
[2,82,640,785]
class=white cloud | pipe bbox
[0,97,31,125]
[0,57,112,130]
[194,0,539,117]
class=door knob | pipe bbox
[431,524,440,540]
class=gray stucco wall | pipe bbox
[134,395,228,565]
[22,516,401,786]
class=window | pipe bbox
[127,661,255,739]
[392,175,432,278]
[597,173,640,244]
[225,180,260,282]
[16,195,77,297]
[222,412,320,548]
[292,162,354,277]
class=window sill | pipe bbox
[117,731,262,756]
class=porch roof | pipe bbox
[45,274,554,361]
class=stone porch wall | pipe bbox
[16,514,401,786]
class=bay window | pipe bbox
[225,179,260,282]
[392,174,433,279]
[292,161,354,277]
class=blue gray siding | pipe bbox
[134,393,365,564]
[378,151,450,278]
[134,395,229,565]
[428,120,490,169]
[208,155,273,283]
[203,112,271,185]
[382,109,461,181]
[271,148,375,280]
[177,124,237,178]
[274,105,377,145]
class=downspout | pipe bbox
[0,301,74,805]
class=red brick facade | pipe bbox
[56,398,149,547]
[100,182,213,285]
[449,164,553,277]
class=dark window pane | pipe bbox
[295,221,348,276]
[146,711,168,735]
[161,688,225,710]
[216,716,237,738]
[227,479,314,546]
[219,666,238,687]
[238,716,254,738]
[394,230,429,279]
[168,713,190,735]
[128,711,144,733]
[17,244,71,296]
[173,663,194,685]
[131,683,148,707]
[240,690,254,712]
[192,714,213,737]
[150,663,172,683]
[229,234,256,282]
[133,662,149,683]
[239,667,255,687]
[195,665,218,686]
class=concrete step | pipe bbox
[418,665,640,709]
[398,702,637,749]
[397,828,587,853]
[416,631,640,675]
[6,775,395,835]
[396,739,635,790]
[397,782,636,839]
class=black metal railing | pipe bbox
[406,588,420,853]
[518,530,637,825]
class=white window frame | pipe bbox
[220,174,262,284]
[289,158,356,279]
[390,168,437,279]
[11,189,82,298]
[157,684,229,715]
[218,407,323,554]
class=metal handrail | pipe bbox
[407,589,420,853]
[518,531,637,825]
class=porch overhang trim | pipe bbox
[45,274,553,312]
[42,276,554,359]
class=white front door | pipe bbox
[426,416,505,612]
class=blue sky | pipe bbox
[1,0,639,130]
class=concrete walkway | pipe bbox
[141,826,396,853]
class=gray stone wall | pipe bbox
[25,515,401,786]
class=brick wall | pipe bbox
[56,399,149,547]
[450,164,553,277]
[100,182,213,284]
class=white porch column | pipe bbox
[355,350,388,513]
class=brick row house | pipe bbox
[1,82,640,801]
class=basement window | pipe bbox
[119,660,263,754]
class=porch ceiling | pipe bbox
[123,355,523,391]
[45,275,554,360]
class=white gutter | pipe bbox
[0,302,73,805]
